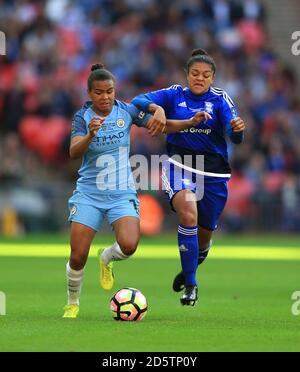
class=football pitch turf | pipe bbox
[0,234,299,352]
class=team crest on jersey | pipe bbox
[230,107,237,118]
[204,102,214,114]
[70,206,77,216]
[116,119,125,128]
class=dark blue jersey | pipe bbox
[132,85,244,175]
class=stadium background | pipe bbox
[0,0,300,236]
[1,0,300,353]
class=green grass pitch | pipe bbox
[0,234,299,352]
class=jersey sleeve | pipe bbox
[126,103,152,128]
[71,112,87,138]
[219,93,244,144]
[116,100,152,128]
[131,85,178,112]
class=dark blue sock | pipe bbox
[178,225,199,286]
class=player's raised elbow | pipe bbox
[69,136,86,159]
[69,151,77,160]
[69,147,81,160]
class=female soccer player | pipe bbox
[132,49,246,306]
[63,63,208,318]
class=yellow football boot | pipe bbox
[62,304,79,318]
[98,248,114,291]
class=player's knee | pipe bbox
[178,209,198,226]
[118,239,139,256]
[70,251,87,270]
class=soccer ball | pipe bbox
[110,287,148,321]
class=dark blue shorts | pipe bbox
[162,161,228,231]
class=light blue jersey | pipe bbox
[68,100,150,231]
[71,100,150,196]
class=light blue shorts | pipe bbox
[68,191,140,231]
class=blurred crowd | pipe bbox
[1,0,300,232]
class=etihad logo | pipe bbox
[93,131,125,145]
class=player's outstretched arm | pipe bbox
[164,111,212,134]
[69,117,105,159]
[146,103,167,136]
[228,117,245,144]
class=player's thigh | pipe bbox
[197,181,228,231]
[107,195,140,254]
[70,222,96,251]
[162,162,198,224]
[68,199,104,264]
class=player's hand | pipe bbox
[190,111,212,125]
[230,117,245,132]
[89,117,105,137]
[147,106,166,136]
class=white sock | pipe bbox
[101,242,129,265]
[66,261,84,305]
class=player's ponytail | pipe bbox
[191,48,209,57]
[88,63,115,91]
[91,63,105,71]
[186,48,216,74]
